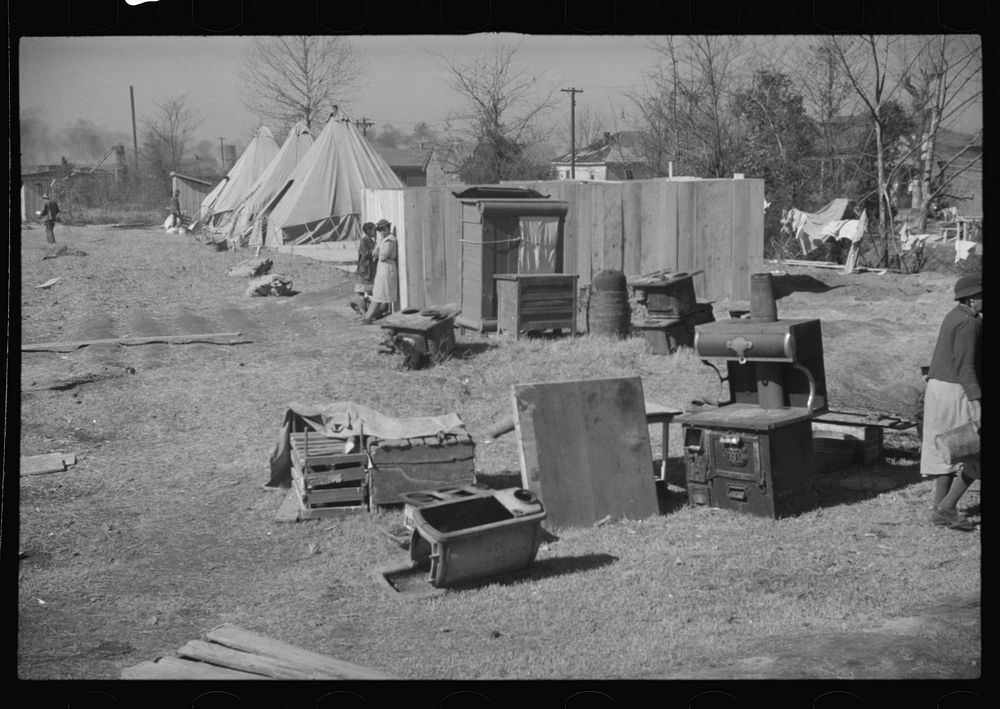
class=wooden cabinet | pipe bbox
[494,273,579,339]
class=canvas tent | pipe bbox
[218,121,314,248]
[198,126,280,228]
[263,111,404,246]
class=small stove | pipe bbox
[677,276,827,518]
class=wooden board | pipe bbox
[622,182,643,275]
[20,452,77,476]
[22,332,244,352]
[121,623,396,679]
[512,377,659,528]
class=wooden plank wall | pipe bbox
[400,178,764,308]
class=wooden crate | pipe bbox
[494,273,579,339]
[812,422,883,466]
[368,431,476,507]
[290,433,368,515]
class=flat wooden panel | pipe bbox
[121,655,267,680]
[589,184,605,274]
[404,188,425,308]
[745,179,766,298]
[513,377,658,528]
[601,182,625,272]
[622,181,643,275]
[557,182,578,278]
[444,188,464,305]
[731,179,751,302]
[423,188,445,304]
[203,623,397,679]
[639,180,666,273]
[695,180,733,302]
[572,184,592,285]
[676,180,697,284]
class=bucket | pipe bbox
[750,273,778,322]
[934,422,980,465]
[588,269,630,338]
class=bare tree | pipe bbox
[829,35,915,267]
[141,94,204,191]
[900,35,983,231]
[438,42,557,183]
[633,36,750,178]
[794,37,856,196]
[239,36,363,133]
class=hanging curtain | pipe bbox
[517,216,560,274]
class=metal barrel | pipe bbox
[750,272,778,322]
[934,422,980,465]
[588,269,631,338]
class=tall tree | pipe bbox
[900,35,983,230]
[830,35,911,268]
[238,36,363,133]
[795,37,856,197]
[141,94,203,192]
[634,36,750,178]
[439,42,557,183]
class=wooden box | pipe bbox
[289,433,368,515]
[494,273,579,339]
[811,422,883,466]
[367,431,476,507]
[628,272,698,317]
[634,303,715,354]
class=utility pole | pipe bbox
[561,87,583,179]
[355,117,374,136]
[219,137,225,170]
[129,86,139,177]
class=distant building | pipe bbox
[932,128,982,216]
[551,131,652,181]
[372,144,457,187]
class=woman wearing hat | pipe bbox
[360,219,398,324]
[920,272,982,530]
[39,193,61,244]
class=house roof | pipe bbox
[552,131,648,166]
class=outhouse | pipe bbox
[454,186,571,333]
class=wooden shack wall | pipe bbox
[400,178,764,309]
[171,175,215,219]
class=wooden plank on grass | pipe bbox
[22,332,244,352]
[177,639,339,680]
[20,453,77,476]
[204,623,397,679]
[121,655,267,680]
[513,377,658,528]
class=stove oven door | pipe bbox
[705,430,775,516]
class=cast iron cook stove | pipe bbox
[677,275,827,518]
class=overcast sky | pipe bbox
[17,34,660,164]
[18,34,982,166]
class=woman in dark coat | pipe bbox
[920,273,982,531]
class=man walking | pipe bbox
[39,193,60,244]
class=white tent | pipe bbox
[220,121,314,247]
[198,126,280,228]
[263,111,404,246]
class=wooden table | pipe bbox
[645,402,683,481]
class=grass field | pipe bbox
[16,224,980,684]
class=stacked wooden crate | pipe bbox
[289,431,368,517]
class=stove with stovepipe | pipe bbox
[677,273,828,518]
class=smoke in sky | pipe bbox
[19,107,132,167]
